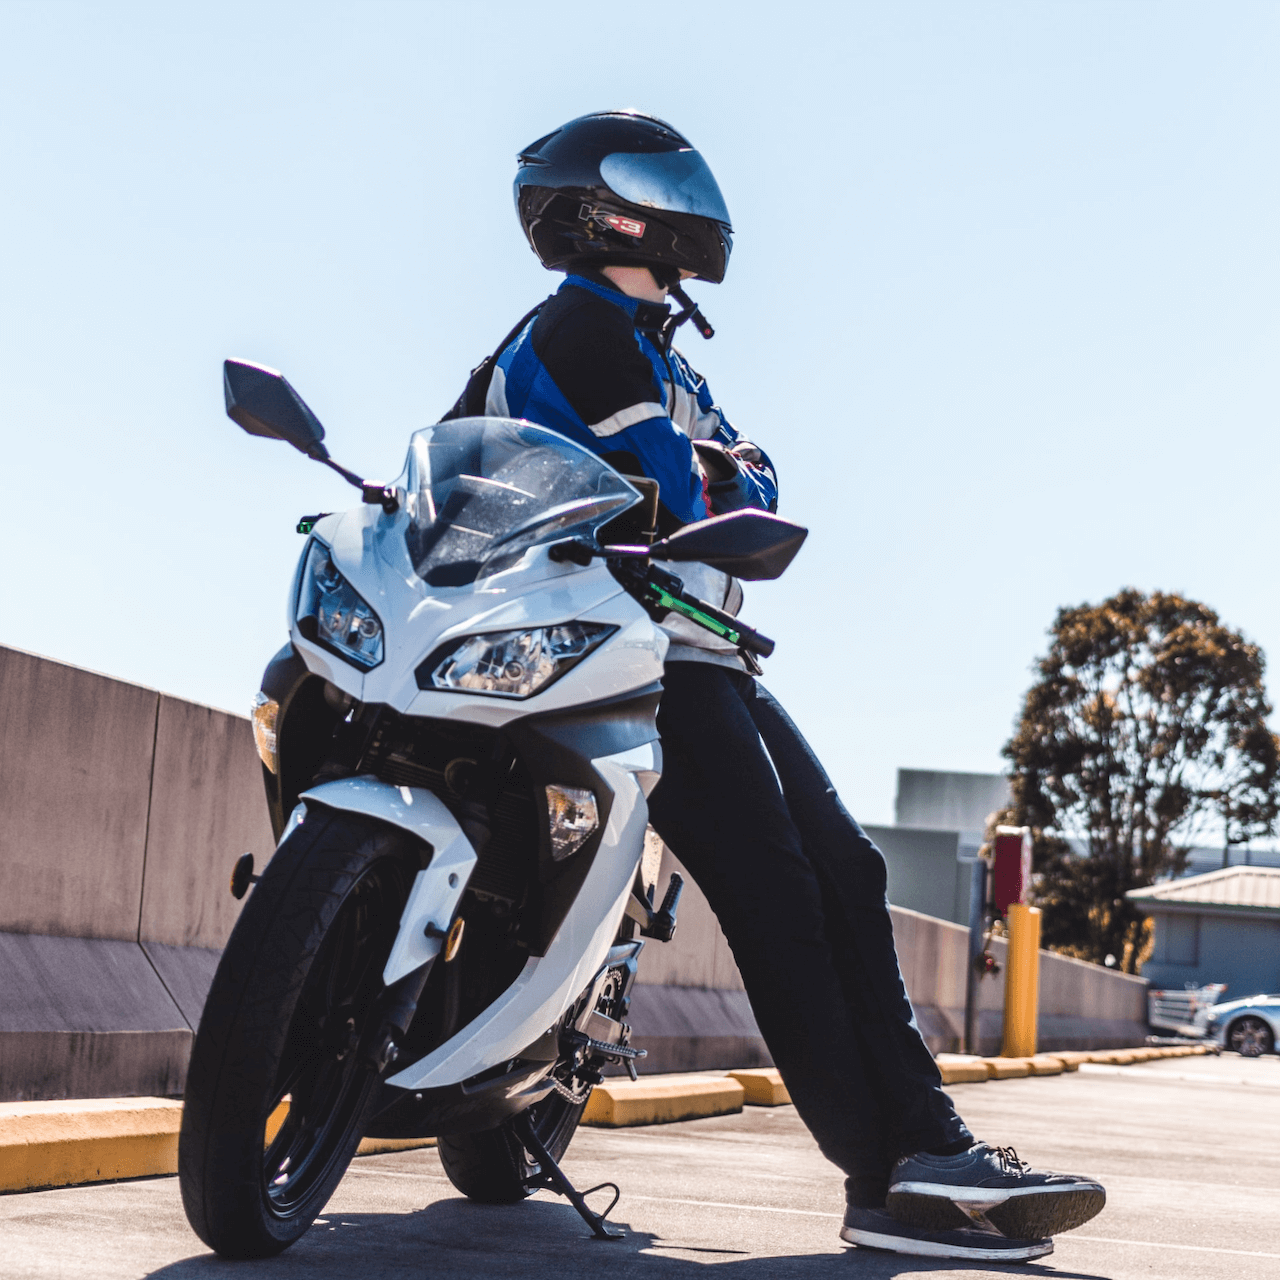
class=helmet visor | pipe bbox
[599,149,731,226]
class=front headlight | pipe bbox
[422,623,615,699]
[296,540,384,670]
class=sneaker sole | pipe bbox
[887,1182,1106,1238]
[840,1225,1054,1261]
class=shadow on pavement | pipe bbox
[144,1196,1113,1279]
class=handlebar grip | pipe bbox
[733,621,776,659]
[665,580,776,658]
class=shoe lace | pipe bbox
[992,1145,1030,1176]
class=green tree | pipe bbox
[1002,589,1280,971]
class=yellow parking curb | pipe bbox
[355,1137,438,1156]
[984,1058,1031,1079]
[727,1068,791,1106]
[265,1098,434,1159]
[0,1097,435,1194]
[581,1074,745,1127]
[935,1054,991,1084]
[1,1045,1218,1192]
[1046,1050,1097,1067]
[0,1098,182,1193]
[1026,1055,1067,1075]
[932,1044,1214,1087]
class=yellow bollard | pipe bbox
[1002,903,1042,1058]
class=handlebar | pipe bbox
[641,565,776,658]
[548,538,778,660]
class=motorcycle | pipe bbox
[177,359,806,1257]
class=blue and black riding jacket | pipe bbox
[483,273,778,533]
[468,271,778,666]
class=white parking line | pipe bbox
[626,1193,841,1219]
[1070,1235,1280,1260]
[1078,1063,1280,1088]
[344,1173,1280,1260]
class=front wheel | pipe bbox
[1228,1016,1274,1058]
[179,808,417,1258]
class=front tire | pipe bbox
[179,808,417,1258]
[1228,1016,1274,1057]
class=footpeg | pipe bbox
[512,1112,623,1240]
[625,872,684,942]
[567,1031,646,1061]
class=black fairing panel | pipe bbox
[504,683,661,956]
[366,1064,557,1138]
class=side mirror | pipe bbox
[650,509,808,581]
[224,359,330,461]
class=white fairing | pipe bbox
[289,511,666,719]
[386,743,655,1091]
[296,777,479,986]
[278,419,673,1097]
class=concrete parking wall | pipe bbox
[0,646,272,1101]
[632,847,1148,1066]
[0,644,1148,1099]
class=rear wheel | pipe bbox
[436,962,630,1203]
[178,809,417,1258]
[1228,1016,1274,1057]
[437,1089,589,1203]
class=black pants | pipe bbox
[646,663,971,1206]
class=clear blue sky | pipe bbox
[2,2,1276,825]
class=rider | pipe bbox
[463,109,1106,1261]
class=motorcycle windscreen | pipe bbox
[403,417,640,587]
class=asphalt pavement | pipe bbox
[2,1053,1277,1280]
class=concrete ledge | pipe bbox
[582,1074,744,1128]
[0,1030,192,1105]
[728,1068,790,1105]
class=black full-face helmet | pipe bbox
[514,110,733,284]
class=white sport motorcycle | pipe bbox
[178,360,806,1257]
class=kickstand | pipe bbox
[512,1112,624,1240]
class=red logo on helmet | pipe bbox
[603,214,646,238]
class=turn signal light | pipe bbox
[251,692,279,774]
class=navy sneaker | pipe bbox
[886,1143,1106,1240]
[841,1205,1053,1261]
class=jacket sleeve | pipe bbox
[674,349,779,516]
[533,293,707,528]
